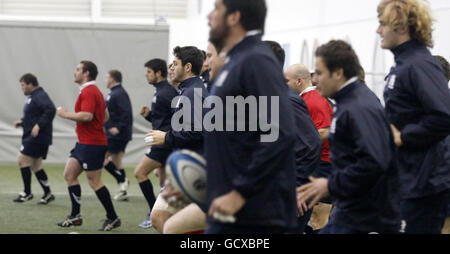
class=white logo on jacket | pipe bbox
[26,98,32,104]
[330,117,337,134]
[214,70,229,88]
[387,75,396,90]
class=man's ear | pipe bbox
[184,63,192,74]
[396,24,410,36]
[332,68,345,81]
[297,77,304,87]
[226,11,241,27]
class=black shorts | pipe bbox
[145,145,172,165]
[20,143,49,160]
[107,139,129,154]
[70,143,107,171]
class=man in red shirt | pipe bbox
[56,61,121,231]
[285,64,334,232]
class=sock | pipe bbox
[95,186,118,220]
[35,169,51,195]
[68,185,81,217]
[139,180,156,210]
[20,167,32,195]
[104,162,126,184]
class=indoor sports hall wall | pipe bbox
[0,21,169,164]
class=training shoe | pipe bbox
[114,179,129,201]
[138,213,152,229]
[114,190,129,201]
[57,215,83,228]
[37,193,55,205]
[98,217,121,231]
[13,192,33,203]
[119,179,129,192]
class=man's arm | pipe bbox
[318,128,330,143]
[104,109,110,123]
[398,64,450,147]
[57,107,93,122]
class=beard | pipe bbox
[209,21,229,54]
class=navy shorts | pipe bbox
[70,143,107,171]
[145,145,172,165]
[400,189,449,234]
[20,143,49,160]
[107,139,129,154]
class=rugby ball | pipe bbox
[165,150,207,205]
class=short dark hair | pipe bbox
[108,70,122,83]
[80,60,98,81]
[145,58,168,78]
[435,55,450,81]
[315,40,362,80]
[223,0,267,32]
[201,50,207,61]
[173,46,204,76]
[265,40,285,68]
[20,73,39,87]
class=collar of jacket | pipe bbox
[110,83,122,90]
[153,80,169,89]
[391,39,425,59]
[227,31,263,58]
[31,86,43,95]
[331,79,361,102]
[179,76,199,91]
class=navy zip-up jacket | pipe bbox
[384,40,450,199]
[287,88,322,186]
[21,87,56,145]
[145,80,179,132]
[164,76,208,154]
[328,80,401,232]
[205,33,297,229]
[104,84,133,141]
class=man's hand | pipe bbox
[140,106,150,118]
[31,124,40,137]
[161,180,184,201]
[13,120,23,128]
[208,190,246,217]
[297,177,330,209]
[390,124,403,147]
[146,130,166,146]
[56,107,67,119]
[296,192,309,217]
[161,179,190,210]
[108,127,120,136]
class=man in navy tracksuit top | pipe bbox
[146,47,208,233]
[134,58,179,229]
[298,40,401,234]
[13,73,56,205]
[103,70,133,201]
[266,40,322,233]
[377,0,450,234]
[287,88,322,233]
[205,0,297,234]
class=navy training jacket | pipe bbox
[384,40,450,199]
[328,80,401,233]
[21,87,56,145]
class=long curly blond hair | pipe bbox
[378,0,434,48]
